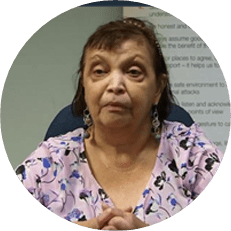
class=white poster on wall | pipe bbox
[123,6,230,152]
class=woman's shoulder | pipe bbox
[162,120,202,137]
[15,128,89,210]
[46,127,85,146]
[161,120,215,148]
[160,120,223,199]
[39,127,85,156]
[17,128,85,168]
[161,120,222,154]
[15,128,86,184]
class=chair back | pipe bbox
[44,104,194,140]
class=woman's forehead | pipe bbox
[85,39,153,62]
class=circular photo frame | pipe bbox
[1,1,230,231]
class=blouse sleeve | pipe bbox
[15,128,85,211]
[181,123,224,200]
[15,141,55,206]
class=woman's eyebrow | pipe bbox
[122,55,147,68]
[131,54,146,60]
[86,55,106,69]
[126,54,146,62]
[87,54,147,68]
[88,54,107,62]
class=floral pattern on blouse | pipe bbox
[15,121,223,225]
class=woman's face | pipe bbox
[83,39,162,130]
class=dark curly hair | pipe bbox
[71,17,175,127]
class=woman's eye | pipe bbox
[128,68,143,77]
[93,69,106,77]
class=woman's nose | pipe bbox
[106,71,126,95]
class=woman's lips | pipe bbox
[104,102,129,112]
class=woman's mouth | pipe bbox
[104,102,128,112]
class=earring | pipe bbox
[83,107,93,139]
[152,105,161,139]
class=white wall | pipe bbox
[1,6,123,169]
[124,6,230,153]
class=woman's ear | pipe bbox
[153,74,168,105]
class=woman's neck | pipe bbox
[85,122,159,170]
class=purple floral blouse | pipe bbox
[16,121,223,225]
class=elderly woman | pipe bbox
[16,18,223,229]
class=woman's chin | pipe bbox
[98,115,132,130]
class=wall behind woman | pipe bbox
[1,6,123,169]
[123,6,230,153]
[3,4,229,170]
